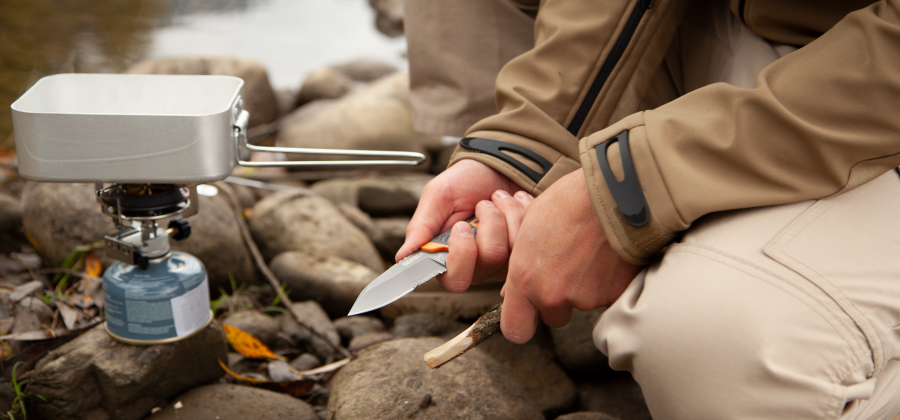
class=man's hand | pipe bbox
[397,159,524,292]
[499,169,644,344]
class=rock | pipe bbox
[267,359,302,382]
[270,251,378,319]
[369,0,404,37]
[0,194,25,253]
[222,310,279,347]
[393,313,576,416]
[328,338,543,420]
[296,68,355,107]
[29,321,228,420]
[380,280,503,320]
[393,312,467,339]
[556,412,621,420]
[337,203,377,238]
[289,353,321,371]
[21,182,254,293]
[333,316,385,344]
[248,192,383,271]
[311,174,433,216]
[576,374,653,420]
[277,72,440,170]
[478,334,577,417]
[278,301,341,362]
[370,217,409,261]
[173,182,256,293]
[333,59,398,82]
[151,384,317,420]
[551,308,613,378]
[348,331,394,351]
[126,57,278,130]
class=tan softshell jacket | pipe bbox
[449,0,897,264]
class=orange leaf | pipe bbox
[85,252,102,277]
[218,359,271,384]
[222,323,287,361]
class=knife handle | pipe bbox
[420,217,478,252]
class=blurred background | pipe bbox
[0,0,407,144]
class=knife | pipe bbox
[348,217,479,316]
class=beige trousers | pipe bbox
[405,1,900,418]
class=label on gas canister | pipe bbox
[171,276,210,337]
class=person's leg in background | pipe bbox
[403,0,538,137]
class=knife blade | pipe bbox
[348,217,479,316]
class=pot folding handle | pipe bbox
[232,104,427,168]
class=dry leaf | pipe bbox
[56,302,81,331]
[84,252,102,277]
[222,324,287,361]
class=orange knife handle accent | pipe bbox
[420,217,478,253]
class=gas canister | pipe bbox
[103,252,213,344]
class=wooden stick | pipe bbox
[219,183,352,359]
[424,304,502,369]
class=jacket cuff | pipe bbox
[448,130,582,196]
[579,112,685,265]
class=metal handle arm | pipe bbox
[233,110,426,167]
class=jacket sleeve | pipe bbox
[448,0,690,195]
[581,0,900,264]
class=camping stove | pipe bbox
[10,73,426,344]
[96,183,212,344]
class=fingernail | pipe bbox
[494,190,511,199]
[479,200,495,207]
[515,191,533,200]
[456,221,473,237]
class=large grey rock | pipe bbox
[269,251,378,319]
[328,337,543,420]
[277,72,440,170]
[248,192,383,271]
[21,182,255,293]
[478,335,577,417]
[348,331,393,351]
[222,310,280,347]
[152,384,317,420]
[296,67,355,107]
[393,313,576,417]
[126,57,278,130]
[551,308,613,377]
[576,374,652,420]
[29,322,228,420]
[311,174,433,216]
[0,194,25,253]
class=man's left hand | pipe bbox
[500,169,644,344]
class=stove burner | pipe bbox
[99,184,191,218]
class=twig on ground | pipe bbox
[218,183,352,360]
[425,303,502,369]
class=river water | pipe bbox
[0,0,407,143]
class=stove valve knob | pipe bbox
[168,218,192,241]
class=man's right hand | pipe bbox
[396,159,525,293]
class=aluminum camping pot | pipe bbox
[103,251,213,344]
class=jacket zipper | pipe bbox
[567,0,654,136]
